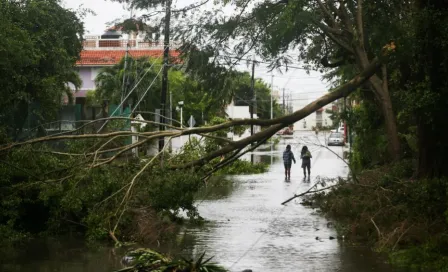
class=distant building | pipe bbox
[225,100,261,141]
[74,28,180,99]
[294,104,335,131]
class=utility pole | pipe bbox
[120,44,129,115]
[270,74,274,119]
[282,88,285,115]
[289,91,292,114]
[250,57,256,164]
[169,91,172,126]
[250,57,256,137]
[159,0,171,151]
[120,7,133,114]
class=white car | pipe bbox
[331,125,344,133]
[328,132,345,146]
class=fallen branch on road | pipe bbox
[281,177,338,205]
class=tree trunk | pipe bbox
[415,0,448,177]
[369,76,401,160]
[416,118,448,178]
[354,47,401,160]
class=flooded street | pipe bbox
[181,131,396,272]
[1,131,398,272]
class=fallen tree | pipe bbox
[0,44,395,243]
[0,46,393,171]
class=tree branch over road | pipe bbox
[0,45,394,174]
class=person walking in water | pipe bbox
[301,146,312,178]
[283,144,296,180]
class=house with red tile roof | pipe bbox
[75,29,180,98]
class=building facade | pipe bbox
[294,104,335,131]
[74,30,180,99]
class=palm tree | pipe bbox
[95,57,163,115]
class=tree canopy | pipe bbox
[0,0,84,140]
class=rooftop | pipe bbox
[77,35,181,66]
[76,50,180,66]
[82,35,180,50]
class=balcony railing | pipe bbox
[82,36,181,50]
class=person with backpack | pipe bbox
[301,146,312,178]
[282,144,296,180]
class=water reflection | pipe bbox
[0,238,123,272]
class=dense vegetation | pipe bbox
[0,0,273,248]
[0,0,83,140]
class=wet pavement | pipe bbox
[181,131,395,272]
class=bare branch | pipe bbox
[281,178,331,205]
[92,131,178,168]
[198,133,235,145]
[371,217,383,239]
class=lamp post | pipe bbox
[178,101,184,128]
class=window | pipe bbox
[330,132,343,138]
[316,111,323,127]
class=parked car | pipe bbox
[276,127,294,136]
[331,125,344,133]
[328,132,345,146]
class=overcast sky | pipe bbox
[63,0,330,111]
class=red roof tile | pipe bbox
[76,50,180,66]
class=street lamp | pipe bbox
[178,101,184,128]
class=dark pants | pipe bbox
[302,161,311,175]
[284,162,292,179]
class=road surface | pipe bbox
[181,131,395,272]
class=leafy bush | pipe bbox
[217,159,268,175]
[313,160,448,270]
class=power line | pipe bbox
[132,65,165,114]
[216,55,308,70]
[96,57,163,133]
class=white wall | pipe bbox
[294,105,334,131]
[225,100,261,140]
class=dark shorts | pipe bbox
[284,162,292,169]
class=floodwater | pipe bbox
[0,131,399,272]
[180,131,397,272]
